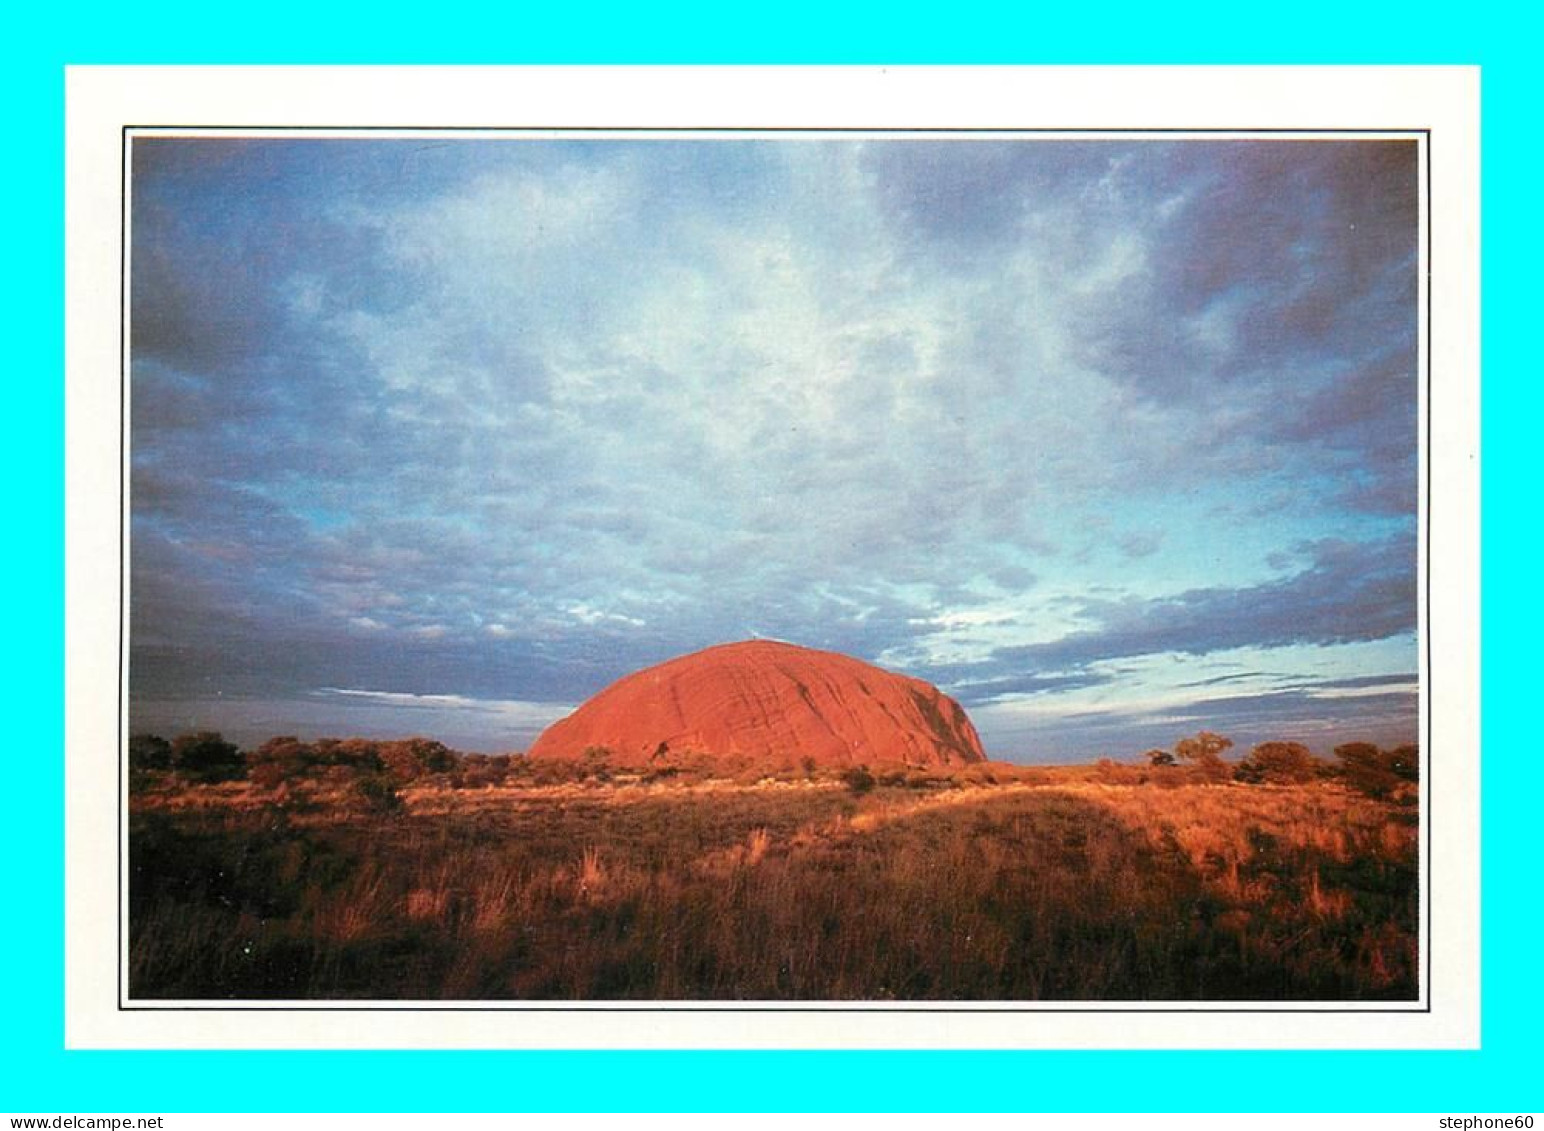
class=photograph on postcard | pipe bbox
[119,129,1428,1007]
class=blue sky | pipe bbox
[128,136,1419,760]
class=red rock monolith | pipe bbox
[527,639,986,767]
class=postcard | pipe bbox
[64,65,1479,1048]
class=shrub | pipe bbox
[128,733,171,771]
[1335,742,1419,799]
[246,736,319,786]
[370,739,432,782]
[1386,744,1419,782]
[531,757,586,786]
[253,735,313,762]
[459,754,510,789]
[403,738,458,774]
[352,772,403,814]
[171,731,245,783]
[309,738,387,773]
[841,765,876,794]
[1237,741,1318,785]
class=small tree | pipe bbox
[1335,741,1418,799]
[171,731,245,783]
[1237,740,1317,784]
[1174,731,1234,781]
[1175,731,1233,762]
[1146,748,1176,767]
[128,733,171,772]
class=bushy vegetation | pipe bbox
[840,765,877,794]
[170,731,244,783]
[1332,741,1419,800]
[126,730,1420,1002]
[1125,733,1419,802]
[128,728,1420,804]
[1175,731,1235,782]
[132,732,482,813]
[1234,741,1318,785]
[128,733,172,771]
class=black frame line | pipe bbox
[115,124,1435,1018]
[117,129,129,1014]
[1424,128,1434,1014]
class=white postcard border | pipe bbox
[64,65,1480,1049]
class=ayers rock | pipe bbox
[528,639,986,767]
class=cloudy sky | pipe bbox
[128,135,1420,760]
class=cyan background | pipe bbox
[7,4,1526,1112]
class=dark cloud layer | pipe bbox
[972,534,1416,685]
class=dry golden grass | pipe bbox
[129,769,1417,1001]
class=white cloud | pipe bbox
[320,687,572,726]
[565,602,645,628]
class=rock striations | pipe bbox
[528,639,986,767]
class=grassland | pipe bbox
[128,755,1418,1001]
